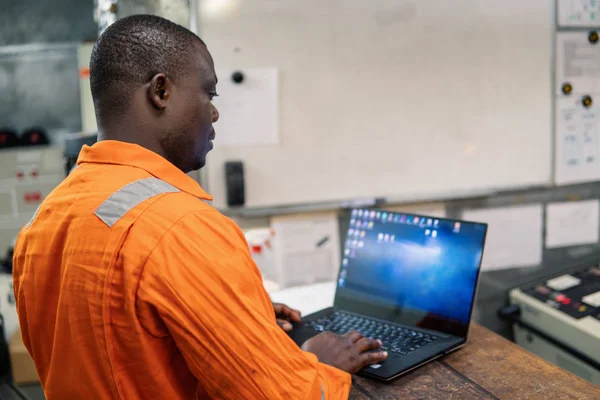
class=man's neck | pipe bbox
[98,127,166,161]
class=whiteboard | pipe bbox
[198,0,553,208]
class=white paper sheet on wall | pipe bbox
[555,32,600,185]
[462,205,543,271]
[212,67,279,146]
[546,200,600,248]
[555,95,600,184]
[271,212,340,288]
[557,0,600,27]
[555,32,600,95]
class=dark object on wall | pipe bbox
[0,129,20,149]
[225,161,245,207]
[231,71,245,84]
[20,128,49,146]
[582,95,593,109]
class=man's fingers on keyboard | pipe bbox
[344,331,363,343]
[357,338,381,352]
[361,350,388,366]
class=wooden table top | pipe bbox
[350,323,600,399]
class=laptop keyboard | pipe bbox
[308,311,439,355]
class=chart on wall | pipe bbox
[558,0,600,27]
[555,31,600,185]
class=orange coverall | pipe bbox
[13,140,350,399]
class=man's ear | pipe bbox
[148,73,171,110]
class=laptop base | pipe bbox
[289,307,465,381]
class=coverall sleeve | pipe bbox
[137,210,351,399]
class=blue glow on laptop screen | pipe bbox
[337,209,487,324]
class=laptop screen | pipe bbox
[334,209,487,337]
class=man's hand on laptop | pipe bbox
[272,302,302,332]
[301,331,388,373]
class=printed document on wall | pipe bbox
[555,32,600,94]
[212,68,279,146]
[271,212,340,288]
[555,32,600,185]
[462,205,543,271]
[555,96,600,184]
[557,0,600,27]
[546,200,600,248]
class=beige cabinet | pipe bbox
[0,147,64,254]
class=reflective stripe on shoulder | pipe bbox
[25,206,41,230]
[95,177,180,227]
[321,384,325,400]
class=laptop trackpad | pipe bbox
[361,352,411,378]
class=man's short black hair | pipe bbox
[90,14,205,118]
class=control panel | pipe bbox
[522,266,600,320]
[509,264,600,385]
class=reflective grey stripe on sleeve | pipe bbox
[94,177,180,227]
[25,206,41,229]
[321,385,325,400]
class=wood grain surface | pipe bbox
[350,324,600,399]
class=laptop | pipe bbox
[289,208,488,381]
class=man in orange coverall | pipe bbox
[12,14,387,399]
